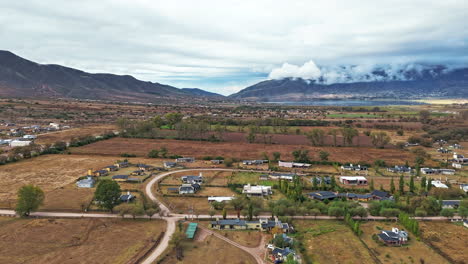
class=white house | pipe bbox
[278,161,311,168]
[9,140,32,147]
[208,196,234,203]
[23,135,37,140]
[242,184,272,197]
[459,184,468,193]
[76,176,95,188]
[431,180,448,189]
[339,176,368,185]
[49,122,60,129]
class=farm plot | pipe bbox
[419,222,468,264]
[35,125,117,144]
[0,217,165,264]
[360,221,449,264]
[293,220,375,264]
[72,137,417,165]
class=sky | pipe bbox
[1,0,467,95]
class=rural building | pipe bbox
[115,161,129,168]
[269,173,296,181]
[377,227,408,246]
[120,191,135,202]
[105,165,118,171]
[208,196,234,203]
[430,180,448,188]
[338,193,372,201]
[49,122,60,129]
[179,183,201,194]
[341,164,368,171]
[76,176,95,188]
[278,161,311,168]
[22,134,37,139]
[242,184,272,197]
[259,174,269,181]
[112,175,129,181]
[210,218,292,232]
[137,164,152,171]
[421,168,455,175]
[211,159,223,164]
[311,176,331,185]
[339,176,368,185]
[370,190,391,200]
[268,246,297,263]
[460,184,468,193]
[131,169,144,176]
[164,161,177,168]
[185,222,198,239]
[441,200,460,209]
[9,140,32,147]
[176,157,195,163]
[93,169,109,177]
[242,160,267,165]
[182,173,203,184]
[387,166,412,173]
[308,191,337,201]
[464,220,468,228]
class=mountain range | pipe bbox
[1,50,467,102]
[0,50,223,102]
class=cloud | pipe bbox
[269,61,322,80]
[0,0,467,94]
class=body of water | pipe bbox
[265,99,427,106]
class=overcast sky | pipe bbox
[1,0,467,95]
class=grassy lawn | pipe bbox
[293,220,375,264]
[230,172,276,186]
[360,221,449,264]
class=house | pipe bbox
[259,174,269,181]
[278,161,311,168]
[431,180,448,189]
[115,161,129,168]
[242,184,272,197]
[341,164,368,171]
[441,200,460,209]
[182,173,203,184]
[464,220,468,228]
[49,122,60,129]
[176,157,195,163]
[269,173,296,181]
[137,164,152,171]
[370,190,390,200]
[164,161,177,169]
[22,134,37,140]
[211,159,224,164]
[421,168,455,175]
[377,227,408,246]
[460,184,468,193]
[269,247,298,263]
[339,176,368,185]
[76,176,95,188]
[387,166,412,174]
[112,175,129,181]
[179,183,201,194]
[311,176,331,185]
[210,218,292,233]
[131,169,145,176]
[186,222,198,239]
[308,191,336,201]
[93,169,109,177]
[9,140,32,147]
[120,191,135,203]
[210,219,248,230]
[242,160,267,165]
[208,196,234,203]
[339,193,372,201]
[105,165,119,172]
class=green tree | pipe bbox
[272,152,281,162]
[370,131,391,148]
[15,185,45,217]
[409,175,415,193]
[319,150,329,161]
[328,207,345,217]
[147,149,160,158]
[159,147,168,158]
[306,129,325,146]
[165,112,183,129]
[341,127,359,146]
[328,128,339,146]
[292,149,310,163]
[419,110,431,123]
[440,208,455,218]
[94,180,121,212]
[390,177,396,194]
[222,208,227,219]
[398,175,405,195]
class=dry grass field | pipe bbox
[159,234,256,264]
[0,217,165,264]
[360,221,449,264]
[294,220,375,264]
[35,125,117,144]
[72,137,418,165]
[419,222,468,264]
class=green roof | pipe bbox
[185,222,198,239]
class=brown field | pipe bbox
[159,233,256,264]
[195,221,265,247]
[294,220,375,264]
[360,221,449,264]
[72,137,417,165]
[0,154,161,209]
[419,222,468,264]
[35,125,117,144]
[0,217,165,264]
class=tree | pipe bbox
[415,208,427,218]
[309,208,321,219]
[390,177,396,194]
[440,208,455,218]
[222,208,227,219]
[165,112,183,129]
[380,208,400,219]
[230,197,245,218]
[319,151,329,161]
[246,130,256,143]
[398,175,405,195]
[306,129,325,146]
[370,131,391,148]
[409,175,415,193]
[272,152,281,162]
[208,209,216,220]
[115,203,133,218]
[419,110,431,123]
[369,179,375,191]
[350,207,368,218]
[328,207,345,217]
[292,149,310,163]
[341,127,359,146]
[15,185,45,217]
[145,207,159,220]
[94,179,121,212]
[420,176,427,191]
[159,147,168,158]
[147,149,160,158]
[328,129,339,146]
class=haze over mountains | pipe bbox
[0,50,467,103]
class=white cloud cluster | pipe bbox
[268,60,457,84]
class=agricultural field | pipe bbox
[419,222,468,264]
[159,233,256,264]
[35,125,117,144]
[0,217,165,264]
[293,220,375,264]
[72,137,418,165]
[359,221,449,264]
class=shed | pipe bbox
[186,222,198,239]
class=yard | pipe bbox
[293,220,375,264]
[359,221,449,264]
[0,217,165,264]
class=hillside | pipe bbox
[181,88,224,97]
[0,50,217,102]
[230,67,468,101]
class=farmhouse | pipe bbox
[176,157,195,163]
[278,161,311,168]
[259,174,269,181]
[112,175,129,182]
[137,164,152,171]
[105,165,119,172]
[242,184,272,197]
[164,161,177,169]
[308,191,337,201]
[120,192,135,203]
[242,160,267,165]
[210,159,223,164]
[311,176,331,185]
[130,169,145,176]
[377,227,408,246]
[115,161,129,168]
[93,169,109,177]
[269,247,298,263]
[269,173,296,181]
[421,168,455,175]
[460,184,468,193]
[341,164,368,171]
[76,176,95,188]
[207,196,234,203]
[9,140,32,147]
[22,134,37,139]
[387,166,412,173]
[370,190,391,200]
[338,193,372,201]
[182,173,203,184]
[210,218,292,232]
[179,183,201,194]
[431,180,449,189]
[441,200,460,209]
[339,176,368,185]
